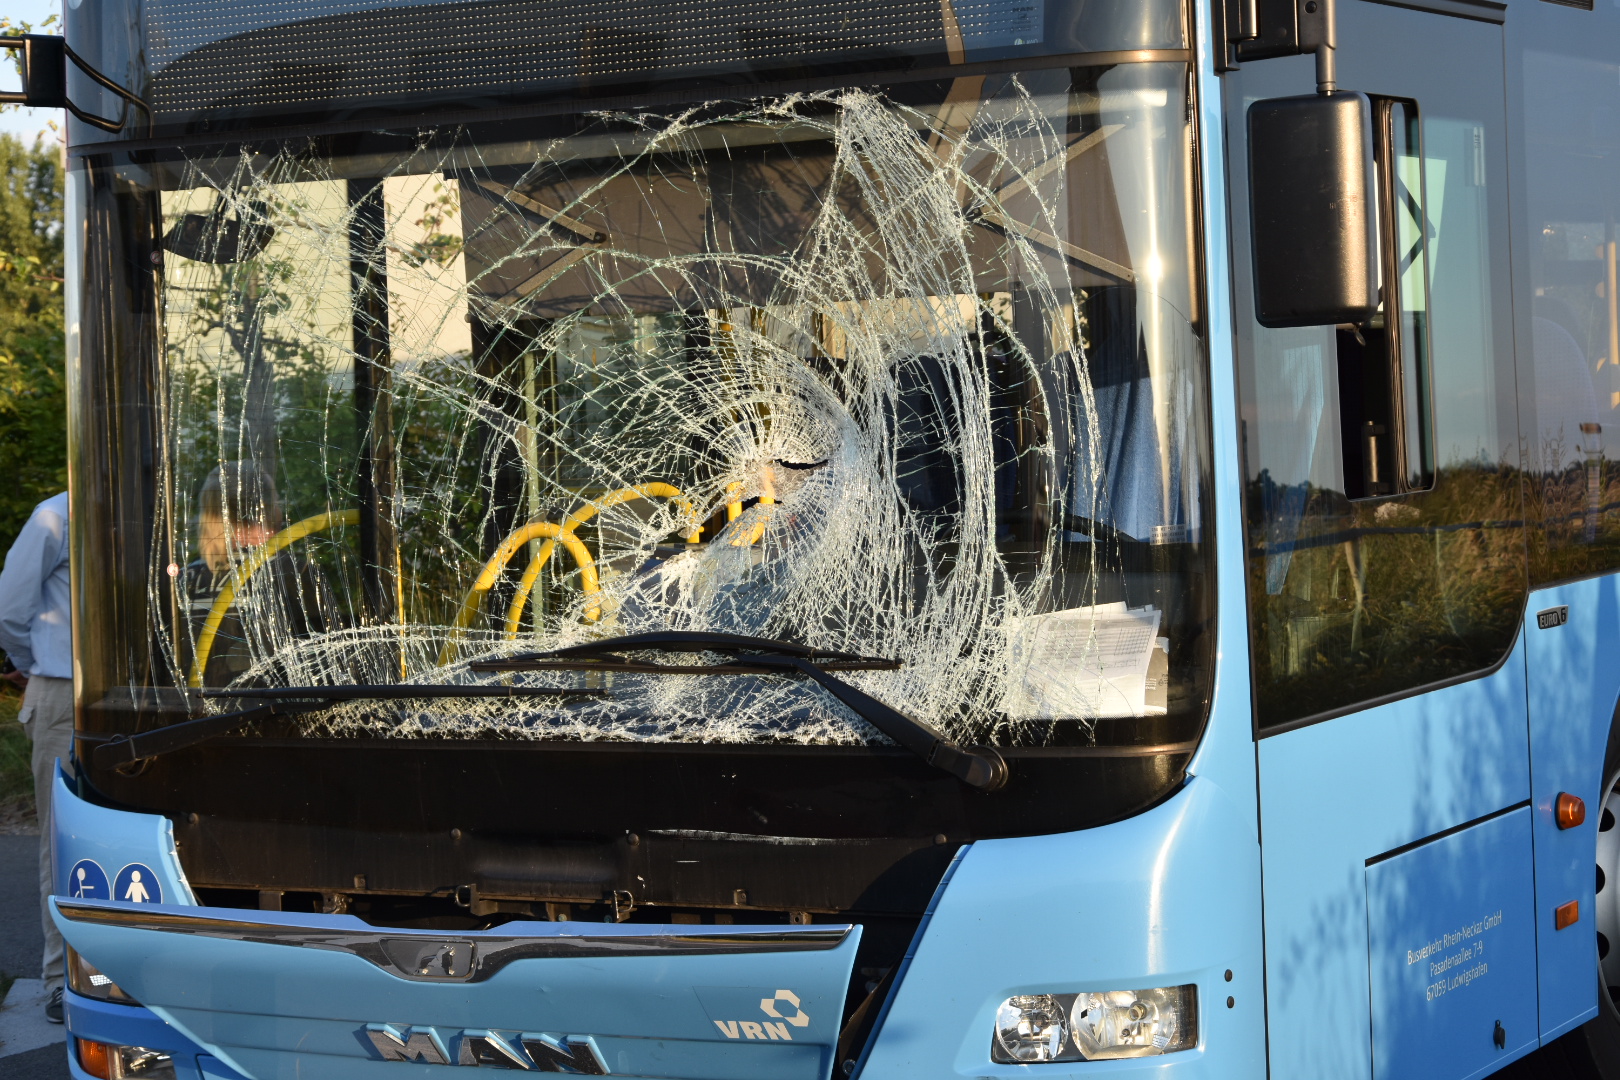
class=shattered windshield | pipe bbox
[81,65,1211,749]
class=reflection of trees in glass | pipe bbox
[1527,433,1620,583]
[1247,466,1523,723]
[162,186,363,653]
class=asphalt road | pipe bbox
[0,826,1603,1080]
[0,835,42,989]
[0,833,67,1080]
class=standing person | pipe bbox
[0,491,71,1024]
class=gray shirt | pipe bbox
[0,492,71,681]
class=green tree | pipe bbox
[0,131,64,555]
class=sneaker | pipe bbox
[44,986,63,1024]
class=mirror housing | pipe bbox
[1248,91,1377,328]
[0,35,66,109]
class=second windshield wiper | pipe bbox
[471,631,1009,791]
[93,685,600,769]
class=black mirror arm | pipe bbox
[0,35,151,134]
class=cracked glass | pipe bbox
[74,64,1213,751]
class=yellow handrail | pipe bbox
[188,509,360,688]
[436,521,600,665]
[502,484,699,638]
[726,474,775,548]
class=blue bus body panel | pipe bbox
[1524,577,1620,1039]
[1366,807,1539,1080]
[1258,628,1534,1080]
[52,898,860,1080]
[857,776,1267,1080]
[52,766,195,906]
[64,989,244,1080]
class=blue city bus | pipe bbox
[6,0,1620,1073]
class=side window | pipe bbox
[1231,13,1524,730]
[1522,43,1620,582]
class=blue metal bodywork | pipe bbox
[46,7,1282,1078]
[63,989,234,1080]
[54,896,863,1079]
[1365,808,1540,1080]
[52,766,194,909]
[1257,633,1537,1080]
[1524,575,1620,1040]
[46,3,1618,1078]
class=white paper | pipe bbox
[1001,603,1165,719]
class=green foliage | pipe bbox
[0,133,64,556]
[0,686,31,819]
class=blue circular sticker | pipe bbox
[66,859,108,900]
[112,863,162,905]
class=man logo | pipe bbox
[364,1024,608,1072]
[713,990,810,1042]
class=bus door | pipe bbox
[1224,2,1534,1078]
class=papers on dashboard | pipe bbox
[1001,602,1167,719]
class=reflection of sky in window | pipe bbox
[1525,49,1620,468]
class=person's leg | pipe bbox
[28,675,75,1004]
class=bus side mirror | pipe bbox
[0,35,66,109]
[1247,91,1378,328]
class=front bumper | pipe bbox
[53,767,1264,1079]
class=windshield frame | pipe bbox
[64,56,1217,843]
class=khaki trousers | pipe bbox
[24,675,74,991]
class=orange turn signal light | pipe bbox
[1557,792,1587,830]
[77,1039,113,1080]
[1556,900,1580,930]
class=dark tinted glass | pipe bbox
[1229,8,1524,731]
[66,0,1184,137]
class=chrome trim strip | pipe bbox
[55,899,851,983]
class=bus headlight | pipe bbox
[66,946,137,1004]
[990,986,1197,1063]
[77,1039,175,1079]
[993,995,1070,1062]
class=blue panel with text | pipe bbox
[1366,806,1539,1080]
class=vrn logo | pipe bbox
[712,990,812,1041]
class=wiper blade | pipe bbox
[473,632,1007,791]
[473,628,900,670]
[93,685,600,769]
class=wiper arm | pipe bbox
[738,654,1008,791]
[472,632,1008,791]
[475,630,900,673]
[93,685,599,769]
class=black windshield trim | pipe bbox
[66,48,1192,158]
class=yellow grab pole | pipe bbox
[502,484,700,638]
[189,509,360,688]
[438,520,599,665]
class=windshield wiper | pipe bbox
[471,631,1008,791]
[475,630,900,673]
[93,685,600,769]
